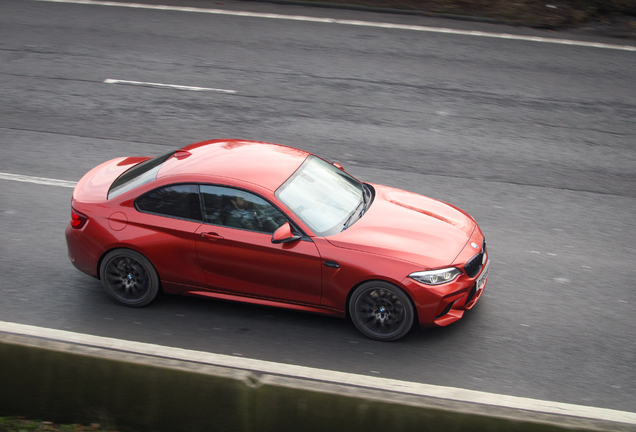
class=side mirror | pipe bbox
[332,162,345,171]
[271,222,301,244]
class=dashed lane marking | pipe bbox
[0,172,76,188]
[36,0,636,52]
[104,79,237,94]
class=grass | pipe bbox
[0,417,116,432]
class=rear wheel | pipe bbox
[349,281,414,341]
[99,249,159,307]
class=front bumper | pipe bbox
[403,254,490,327]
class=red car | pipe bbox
[66,139,489,341]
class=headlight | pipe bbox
[409,268,462,285]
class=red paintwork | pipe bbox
[326,184,475,269]
[161,139,309,191]
[66,139,489,329]
[194,224,322,305]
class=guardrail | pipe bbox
[1,322,634,432]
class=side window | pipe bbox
[136,184,202,221]
[200,185,287,234]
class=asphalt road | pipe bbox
[1,0,635,415]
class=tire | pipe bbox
[349,281,414,341]
[99,249,160,307]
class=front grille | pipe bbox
[464,254,482,278]
[464,240,486,278]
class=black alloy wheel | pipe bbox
[100,249,160,307]
[349,281,414,341]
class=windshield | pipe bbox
[276,156,364,236]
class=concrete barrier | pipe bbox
[1,327,634,432]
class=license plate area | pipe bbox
[476,259,490,292]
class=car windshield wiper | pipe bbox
[342,202,363,230]
[342,189,366,231]
[361,183,370,212]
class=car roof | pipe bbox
[156,139,310,191]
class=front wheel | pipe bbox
[99,249,160,307]
[349,281,414,341]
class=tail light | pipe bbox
[71,208,88,229]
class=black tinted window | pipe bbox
[200,185,286,234]
[136,184,202,221]
[108,149,175,199]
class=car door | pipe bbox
[132,183,207,289]
[194,185,322,305]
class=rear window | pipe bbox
[107,149,175,199]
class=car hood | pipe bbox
[325,184,476,269]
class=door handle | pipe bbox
[202,232,224,241]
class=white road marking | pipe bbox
[554,277,572,284]
[104,79,237,94]
[36,0,636,52]
[1,320,635,425]
[0,172,76,188]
